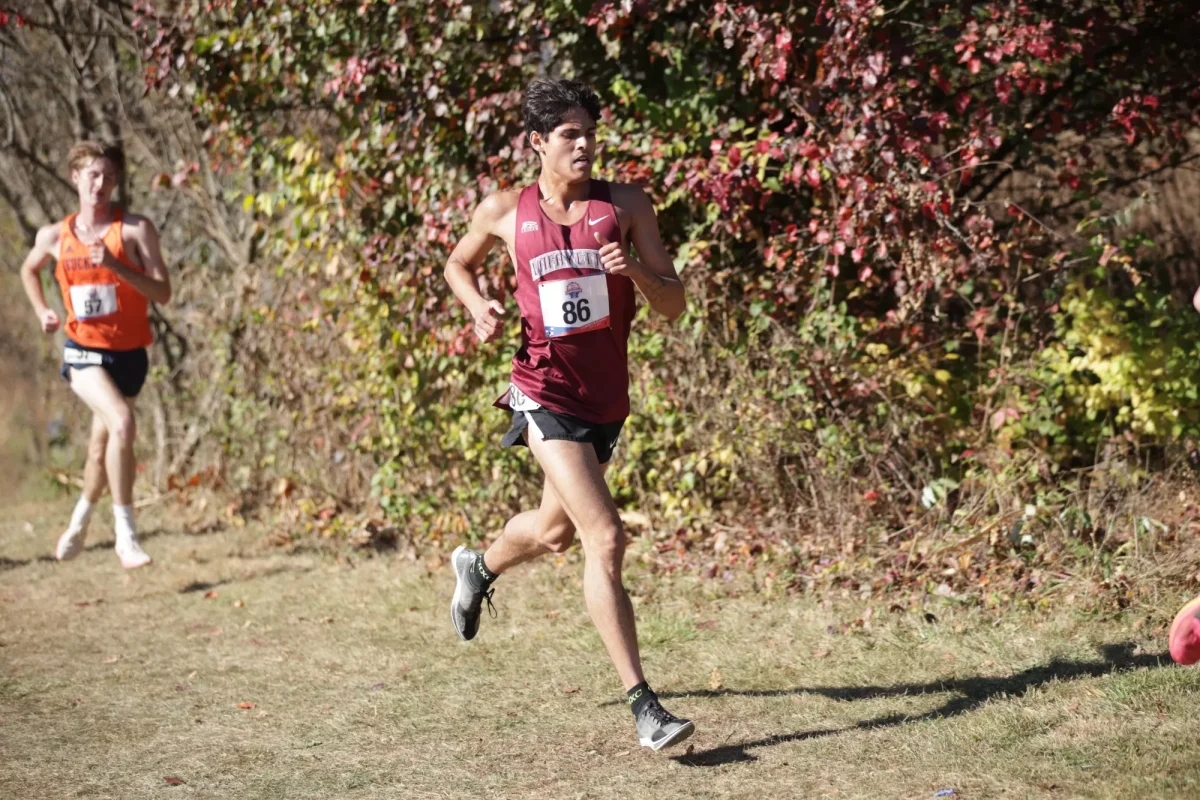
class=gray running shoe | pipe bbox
[449,545,495,641]
[635,696,695,751]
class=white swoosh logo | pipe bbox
[588,215,610,226]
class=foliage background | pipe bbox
[4,0,1200,601]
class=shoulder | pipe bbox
[35,222,62,250]
[470,190,521,237]
[30,222,62,258]
[606,182,654,213]
[120,212,159,238]
[474,190,520,221]
[606,183,658,238]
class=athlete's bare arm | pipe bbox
[108,215,172,305]
[444,191,519,342]
[599,184,686,322]
[19,224,63,333]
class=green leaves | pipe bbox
[122,0,1200,536]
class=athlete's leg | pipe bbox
[66,368,150,567]
[67,367,136,505]
[118,396,137,502]
[483,468,615,573]
[82,412,109,502]
[56,412,110,561]
[526,435,643,690]
[451,477,577,640]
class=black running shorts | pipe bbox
[61,339,150,398]
[501,407,625,465]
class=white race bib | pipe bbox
[506,383,541,412]
[539,273,611,338]
[69,283,118,320]
[63,347,104,366]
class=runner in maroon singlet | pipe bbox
[444,79,693,751]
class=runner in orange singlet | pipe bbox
[18,140,172,568]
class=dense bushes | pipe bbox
[122,1,1200,554]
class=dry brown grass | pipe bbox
[2,497,1200,800]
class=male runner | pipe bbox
[444,79,693,750]
[18,140,171,568]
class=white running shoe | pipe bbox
[115,536,152,569]
[55,528,88,561]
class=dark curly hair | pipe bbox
[522,79,603,148]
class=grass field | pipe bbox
[2,496,1199,799]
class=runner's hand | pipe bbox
[39,307,60,333]
[594,231,636,278]
[472,299,506,342]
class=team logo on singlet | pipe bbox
[521,220,540,233]
[59,257,96,273]
[529,249,604,281]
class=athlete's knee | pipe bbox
[583,518,626,566]
[107,409,136,448]
[539,520,576,553]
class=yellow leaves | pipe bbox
[1039,276,1200,440]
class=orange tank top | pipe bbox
[54,210,153,351]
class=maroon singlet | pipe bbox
[497,180,636,424]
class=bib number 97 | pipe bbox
[561,298,591,325]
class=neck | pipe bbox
[537,172,590,208]
[77,203,114,228]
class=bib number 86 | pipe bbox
[561,298,591,325]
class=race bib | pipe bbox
[539,273,611,338]
[69,283,118,320]
[63,347,104,366]
[506,383,541,412]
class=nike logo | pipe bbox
[589,215,610,226]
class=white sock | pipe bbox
[112,504,151,568]
[67,496,95,534]
[113,504,137,541]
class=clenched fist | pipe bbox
[39,307,60,333]
[472,298,506,342]
[594,231,637,279]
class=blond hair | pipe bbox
[67,139,125,176]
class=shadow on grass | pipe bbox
[668,644,1170,767]
[81,526,171,553]
[0,523,225,572]
[0,554,56,570]
[179,564,314,594]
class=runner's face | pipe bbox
[534,107,597,182]
[73,158,118,209]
